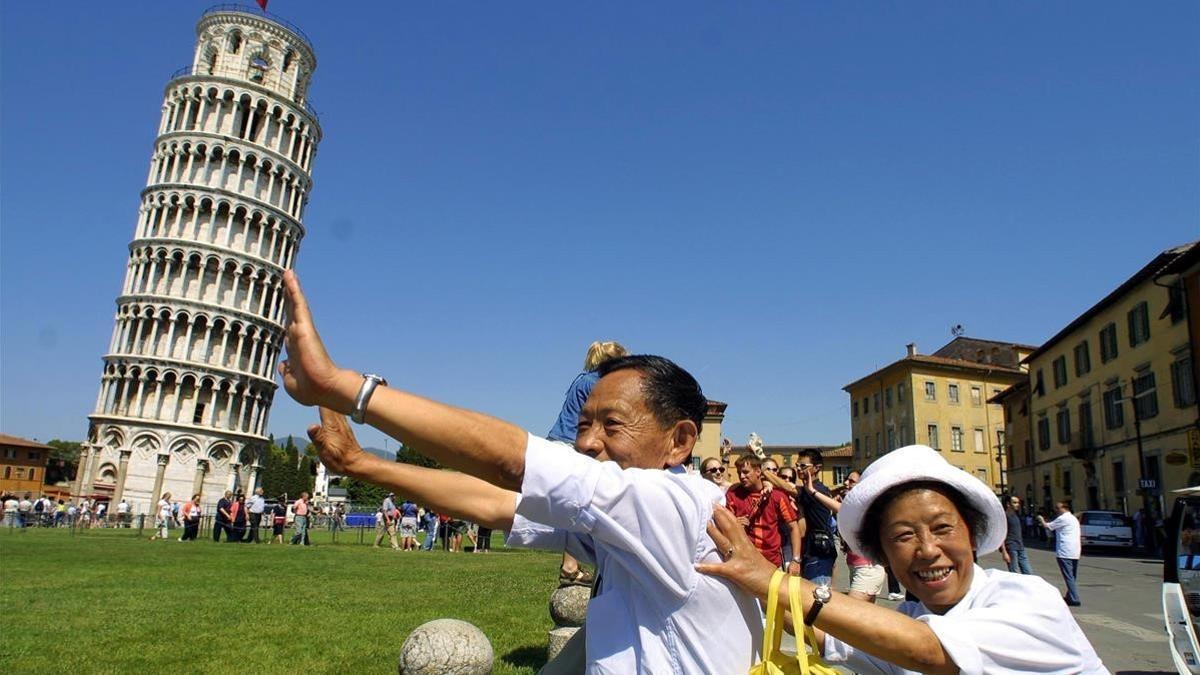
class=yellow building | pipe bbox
[844,337,1033,492]
[692,400,728,467]
[0,434,52,497]
[989,380,1032,496]
[1005,241,1200,519]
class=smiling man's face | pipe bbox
[575,369,684,470]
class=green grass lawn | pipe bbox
[0,526,562,674]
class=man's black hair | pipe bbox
[797,448,824,466]
[596,355,707,432]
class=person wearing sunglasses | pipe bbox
[700,457,730,489]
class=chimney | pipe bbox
[906,342,917,357]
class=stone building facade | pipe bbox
[76,7,321,513]
[844,337,1033,492]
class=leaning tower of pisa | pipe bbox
[76,7,321,514]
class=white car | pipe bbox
[1079,510,1135,549]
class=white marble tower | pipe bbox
[77,6,321,513]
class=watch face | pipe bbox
[815,585,833,603]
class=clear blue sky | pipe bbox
[2,2,1197,452]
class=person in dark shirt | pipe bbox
[1002,495,1034,574]
[795,449,838,584]
[213,490,232,542]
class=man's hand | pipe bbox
[787,560,801,576]
[307,407,375,477]
[279,271,352,410]
[736,515,750,527]
[761,482,774,495]
[1001,549,1011,565]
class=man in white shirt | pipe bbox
[1039,501,1082,607]
[277,270,760,674]
[248,488,267,543]
[116,499,130,528]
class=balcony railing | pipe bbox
[200,4,314,53]
[167,65,319,122]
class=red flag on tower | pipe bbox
[256,0,269,11]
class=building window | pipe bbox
[853,438,860,456]
[28,468,36,482]
[885,387,893,409]
[928,424,940,450]
[3,466,9,479]
[1034,369,1046,397]
[873,393,880,413]
[973,427,985,454]
[1132,370,1158,420]
[1172,356,1196,408]
[948,384,960,404]
[1037,417,1051,451]
[1056,408,1071,445]
[1052,356,1068,389]
[886,428,895,451]
[193,403,206,425]
[1100,323,1119,363]
[833,466,852,484]
[924,381,936,401]
[976,468,988,484]
[1112,459,1125,493]
[1074,341,1091,377]
[28,450,39,460]
[898,383,906,403]
[1103,386,1125,429]
[951,426,963,452]
[3,448,14,459]
[1062,469,1073,496]
[852,400,859,418]
[970,386,982,406]
[1168,282,1187,324]
[1078,400,1094,447]
[997,429,1006,450]
[863,397,869,415]
[1128,301,1151,347]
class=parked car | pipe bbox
[1079,510,1135,549]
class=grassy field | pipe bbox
[0,526,562,674]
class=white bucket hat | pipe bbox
[839,444,1005,564]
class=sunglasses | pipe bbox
[779,473,796,481]
[795,463,814,470]
[764,467,778,473]
[702,467,723,474]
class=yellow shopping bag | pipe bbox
[749,571,841,675]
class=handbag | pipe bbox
[748,570,841,675]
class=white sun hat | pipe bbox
[838,444,1006,564]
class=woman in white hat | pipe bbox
[698,444,1107,674]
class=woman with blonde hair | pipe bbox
[548,339,628,586]
[149,492,173,541]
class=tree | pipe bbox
[259,436,314,499]
[395,443,441,469]
[340,477,389,506]
[45,439,82,484]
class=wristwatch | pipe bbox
[804,583,832,626]
[351,373,387,424]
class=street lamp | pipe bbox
[1121,377,1157,536]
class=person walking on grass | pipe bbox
[290,492,311,545]
[270,496,287,544]
[149,492,174,541]
[213,490,232,542]
[180,494,202,541]
[247,488,266,543]
[399,498,419,551]
[420,508,438,551]
[1002,495,1034,575]
[1039,500,1083,607]
[375,492,400,549]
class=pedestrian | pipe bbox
[247,488,266,543]
[476,524,493,553]
[399,498,419,551]
[795,449,839,585]
[1039,501,1083,607]
[115,498,130,527]
[229,493,247,542]
[290,492,310,545]
[1002,495,1034,575]
[181,494,202,541]
[724,455,801,572]
[17,493,33,528]
[375,493,400,549]
[54,500,66,527]
[420,508,438,551]
[546,339,629,587]
[213,490,232,542]
[270,496,287,544]
[2,493,18,528]
[149,492,174,541]
[699,457,730,490]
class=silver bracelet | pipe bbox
[351,373,387,424]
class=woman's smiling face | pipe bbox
[879,488,975,614]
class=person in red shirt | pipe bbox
[725,455,801,572]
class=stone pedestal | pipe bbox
[546,584,590,661]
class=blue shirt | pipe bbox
[400,501,418,518]
[546,370,599,443]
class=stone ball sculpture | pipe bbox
[397,618,493,675]
[549,585,590,627]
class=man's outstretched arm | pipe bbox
[278,270,528,491]
[308,407,516,530]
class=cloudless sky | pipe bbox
[2,1,1197,453]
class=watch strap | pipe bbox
[804,585,829,626]
[351,374,387,424]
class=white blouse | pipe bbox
[823,564,1108,674]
